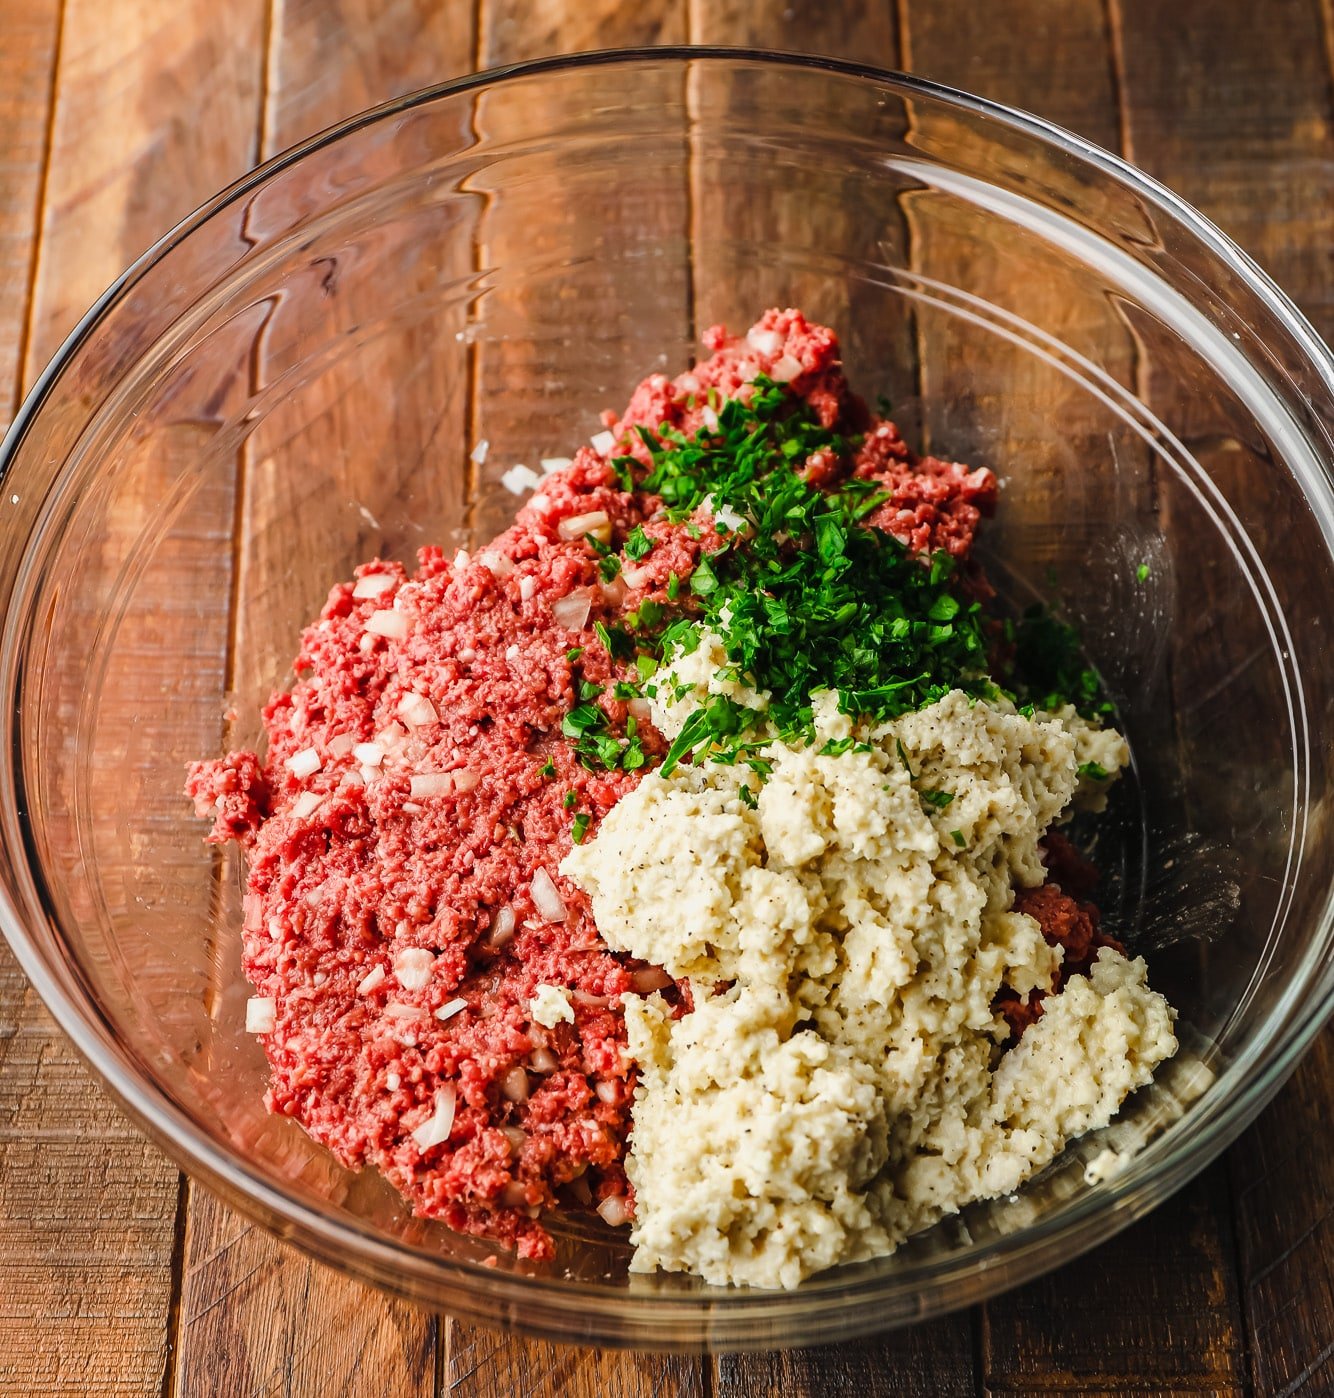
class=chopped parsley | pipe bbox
[919,789,955,810]
[1136,562,1150,584]
[950,828,966,847]
[625,526,653,561]
[1078,761,1110,781]
[562,790,578,810]
[570,812,591,844]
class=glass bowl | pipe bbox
[1,49,1332,1351]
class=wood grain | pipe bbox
[173,4,477,1395]
[1113,4,1334,1392]
[0,1,266,1393]
[0,0,59,426]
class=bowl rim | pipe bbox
[2,45,1333,1348]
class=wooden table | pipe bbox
[1,1,1331,1393]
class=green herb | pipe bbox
[625,526,653,561]
[537,756,556,779]
[896,739,918,780]
[819,737,858,757]
[1078,761,1110,781]
[578,679,602,701]
[950,828,966,847]
[666,572,682,601]
[562,790,578,810]
[1136,562,1150,583]
[565,646,584,663]
[599,554,621,582]
[1011,603,1104,716]
[571,812,591,844]
[920,789,955,810]
[738,784,758,810]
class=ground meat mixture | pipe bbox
[187,308,1101,1261]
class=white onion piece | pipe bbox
[352,572,395,599]
[375,721,407,750]
[597,1194,630,1228]
[470,438,490,464]
[599,575,626,607]
[631,966,673,993]
[557,510,612,544]
[540,456,572,474]
[245,996,276,1034]
[595,1080,619,1105]
[326,731,356,758]
[518,575,536,602]
[627,698,651,724]
[771,353,804,383]
[452,548,471,571]
[501,1180,530,1209]
[529,868,567,923]
[353,742,384,767]
[529,1048,558,1074]
[365,609,410,640]
[678,372,701,393]
[589,429,616,457]
[502,1126,527,1153]
[409,773,454,800]
[479,549,514,577]
[572,989,612,1009]
[411,1084,457,1151]
[621,566,649,589]
[746,327,783,356]
[289,791,323,820]
[501,1067,530,1103]
[401,801,423,815]
[357,964,386,995]
[487,905,516,948]
[394,947,435,991]
[701,405,720,431]
[434,997,468,1022]
[397,691,438,730]
[285,747,321,779]
[501,464,542,495]
[550,589,592,631]
[384,1001,422,1020]
[385,1071,400,1091]
[451,768,480,793]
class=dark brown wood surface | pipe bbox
[0,2,1330,1394]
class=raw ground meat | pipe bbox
[187,307,1091,1260]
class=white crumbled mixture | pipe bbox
[528,983,575,1029]
[561,635,1176,1290]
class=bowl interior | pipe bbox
[2,54,1333,1347]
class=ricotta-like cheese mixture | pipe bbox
[562,649,1176,1289]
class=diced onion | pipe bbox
[631,966,673,993]
[434,997,468,1022]
[518,576,536,602]
[470,438,490,464]
[451,768,480,793]
[595,1080,619,1105]
[487,905,516,948]
[285,747,321,779]
[409,773,455,799]
[502,1126,527,1152]
[701,405,719,431]
[597,1194,630,1227]
[572,989,612,1009]
[479,550,514,577]
[397,691,438,730]
[353,742,384,767]
[550,589,592,631]
[394,947,435,991]
[289,791,323,820]
[529,1048,558,1074]
[557,510,612,544]
[589,430,616,457]
[501,464,543,495]
[327,732,356,758]
[529,868,567,923]
[501,1067,530,1103]
[627,698,651,724]
[540,456,572,474]
[357,964,386,995]
[365,609,410,640]
[411,1084,457,1151]
[384,1001,422,1020]
[385,1071,400,1090]
[501,1180,530,1209]
[771,353,803,383]
[599,575,626,607]
[621,566,649,589]
[375,722,406,750]
[245,996,275,1034]
[352,572,395,599]
[746,327,783,356]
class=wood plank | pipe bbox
[713,1323,975,1398]
[173,4,476,1396]
[893,3,1252,1389]
[1113,4,1334,1393]
[0,2,267,1394]
[0,0,60,425]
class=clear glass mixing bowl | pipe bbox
[1,50,1332,1351]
